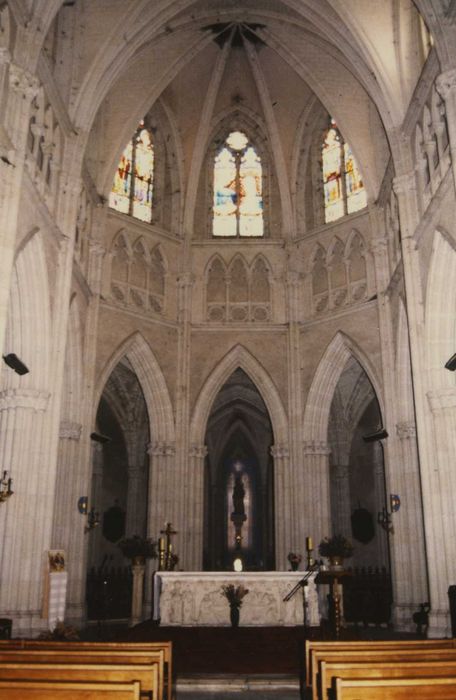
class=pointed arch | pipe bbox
[95,332,175,444]
[190,344,288,446]
[303,332,383,444]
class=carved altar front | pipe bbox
[154,571,320,626]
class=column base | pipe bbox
[427,609,451,638]
[391,603,420,633]
[5,609,49,638]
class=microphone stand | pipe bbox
[283,563,320,627]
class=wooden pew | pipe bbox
[321,660,456,700]
[0,662,158,699]
[305,638,456,688]
[0,640,172,700]
[334,676,456,700]
[0,679,141,699]
[311,647,456,700]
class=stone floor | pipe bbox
[176,674,301,700]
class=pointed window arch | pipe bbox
[109,121,154,223]
[213,130,263,237]
[322,120,366,223]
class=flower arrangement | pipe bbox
[221,584,249,608]
[38,621,80,641]
[318,534,354,559]
[118,535,157,560]
[287,552,302,565]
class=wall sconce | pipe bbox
[90,432,111,444]
[378,495,401,533]
[0,471,13,503]
[2,354,29,375]
[445,353,456,371]
[84,506,100,533]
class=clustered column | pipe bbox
[301,440,332,556]
[270,443,291,569]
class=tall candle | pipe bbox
[159,537,165,551]
[306,536,313,551]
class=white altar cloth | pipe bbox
[154,571,320,626]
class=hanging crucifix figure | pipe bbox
[231,474,247,550]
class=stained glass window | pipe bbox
[322,120,366,223]
[109,121,154,223]
[213,131,263,237]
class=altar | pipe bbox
[153,571,320,627]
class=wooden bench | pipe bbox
[305,638,456,687]
[0,662,158,699]
[311,647,456,700]
[0,678,141,699]
[321,660,456,700]
[334,676,456,700]
[0,640,172,700]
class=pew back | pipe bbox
[0,662,158,700]
[0,679,141,699]
[335,676,456,700]
[321,660,456,700]
[305,638,455,686]
[311,647,456,700]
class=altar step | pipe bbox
[176,674,301,700]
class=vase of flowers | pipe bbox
[287,551,302,571]
[118,535,157,565]
[221,584,249,627]
[318,534,354,570]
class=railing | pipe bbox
[86,566,132,621]
[343,566,392,626]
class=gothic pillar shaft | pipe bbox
[87,443,104,570]
[52,421,86,623]
[270,444,291,568]
[372,442,389,567]
[300,442,331,561]
[0,389,51,634]
[390,422,428,631]
[332,464,351,537]
[125,464,147,537]
[185,444,207,569]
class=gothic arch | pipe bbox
[424,229,456,389]
[95,332,175,444]
[303,331,383,445]
[190,344,288,447]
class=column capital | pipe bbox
[8,63,39,100]
[436,69,456,101]
[189,443,208,459]
[177,272,195,290]
[59,421,82,440]
[147,441,176,457]
[270,443,290,459]
[370,236,389,256]
[427,388,456,413]
[302,440,331,456]
[392,171,417,196]
[0,388,50,412]
[396,421,416,439]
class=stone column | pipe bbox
[144,441,176,619]
[426,388,456,636]
[0,388,51,635]
[87,442,104,570]
[270,443,291,569]
[372,442,389,568]
[52,420,86,625]
[332,464,351,537]
[130,561,146,626]
[186,444,208,570]
[436,69,456,195]
[0,62,39,354]
[300,441,332,559]
[126,464,148,537]
[391,421,428,631]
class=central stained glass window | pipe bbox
[213,130,263,237]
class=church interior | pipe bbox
[2,1,456,689]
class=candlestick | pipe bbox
[306,536,313,551]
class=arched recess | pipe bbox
[95,331,175,445]
[303,331,383,445]
[190,344,288,447]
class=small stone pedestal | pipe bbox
[130,561,146,627]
